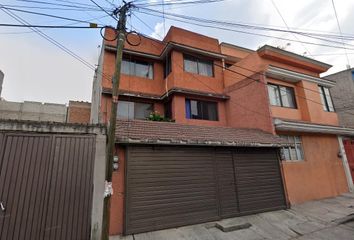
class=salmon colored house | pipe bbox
[91,26,353,236]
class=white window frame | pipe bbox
[318,85,335,112]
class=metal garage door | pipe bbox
[0,132,95,240]
[125,145,286,234]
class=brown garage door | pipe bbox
[0,132,95,240]
[125,145,286,234]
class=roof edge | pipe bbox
[258,45,332,70]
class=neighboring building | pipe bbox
[91,26,353,236]
[324,68,354,128]
[67,100,91,124]
[324,68,354,198]
[0,70,4,97]
[0,100,67,122]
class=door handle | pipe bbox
[0,202,5,211]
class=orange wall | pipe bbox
[220,44,252,61]
[225,75,274,133]
[102,51,165,96]
[282,134,348,204]
[224,51,324,88]
[164,26,221,53]
[170,51,224,94]
[110,146,126,235]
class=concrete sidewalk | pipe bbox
[112,193,354,240]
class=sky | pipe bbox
[1,0,354,104]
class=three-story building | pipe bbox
[91,26,352,236]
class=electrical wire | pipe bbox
[330,0,351,68]
[0,6,104,25]
[0,6,116,91]
[270,0,313,57]
[130,15,354,116]
[15,0,109,11]
[134,0,225,7]
[130,11,346,104]
[0,4,103,11]
[89,0,118,21]
[135,7,354,50]
[0,23,99,28]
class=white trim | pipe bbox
[338,136,354,192]
[274,119,354,136]
[266,66,336,88]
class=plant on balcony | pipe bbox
[147,111,175,122]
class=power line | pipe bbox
[136,7,354,40]
[0,6,115,88]
[0,4,103,11]
[50,0,101,8]
[89,0,118,21]
[102,0,117,8]
[0,6,104,25]
[135,7,354,51]
[0,23,99,28]
[134,0,225,7]
[131,14,354,116]
[270,0,313,57]
[330,0,351,68]
[15,0,108,11]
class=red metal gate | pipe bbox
[343,139,354,183]
[0,132,96,240]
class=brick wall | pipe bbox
[67,101,91,124]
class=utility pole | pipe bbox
[102,3,131,240]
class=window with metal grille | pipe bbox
[280,135,304,161]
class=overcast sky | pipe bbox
[1,0,354,104]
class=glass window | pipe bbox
[280,135,304,161]
[122,58,153,79]
[185,99,218,121]
[117,101,134,119]
[164,53,172,78]
[134,102,153,119]
[267,83,296,108]
[184,54,214,77]
[268,84,281,106]
[117,101,153,120]
[184,56,198,74]
[318,86,335,112]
